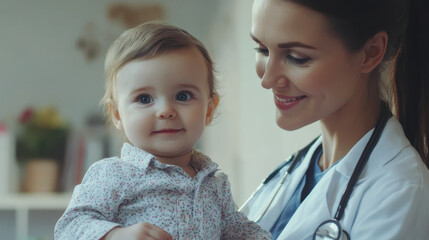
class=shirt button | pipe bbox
[182,213,190,223]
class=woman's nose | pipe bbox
[156,102,177,119]
[260,58,288,89]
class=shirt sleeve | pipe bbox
[218,173,272,240]
[54,159,125,240]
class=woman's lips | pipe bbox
[274,95,307,111]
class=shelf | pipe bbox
[0,193,72,210]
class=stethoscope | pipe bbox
[239,103,392,240]
[238,137,317,222]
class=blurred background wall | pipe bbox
[0,0,319,239]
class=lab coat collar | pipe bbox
[335,117,409,180]
[277,117,415,240]
[257,136,323,229]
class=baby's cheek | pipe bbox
[123,121,145,146]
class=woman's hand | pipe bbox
[102,222,173,240]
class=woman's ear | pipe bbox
[107,98,123,130]
[360,31,388,73]
[205,94,219,125]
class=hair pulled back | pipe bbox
[288,0,429,166]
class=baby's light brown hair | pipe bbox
[101,21,218,124]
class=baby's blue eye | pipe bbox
[138,94,153,104]
[176,91,192,102]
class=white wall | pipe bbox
[0,0,320,206]
[202,0,320,205]
[0,0,220,129]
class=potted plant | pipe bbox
[16,106,69,192]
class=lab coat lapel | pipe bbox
[257,137,323,230]
[335,117,405,180]
[276,126,377,239]
[277,129,372,239]
[277,117,405,239]
[278,169,340,240]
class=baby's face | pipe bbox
[112,47,214,158]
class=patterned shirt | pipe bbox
[55,143,270,240]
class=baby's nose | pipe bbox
[156,103,177,119]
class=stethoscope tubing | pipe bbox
[334,103,391,221]
[238,138,318,221]
[240,102,392,230]
[254,171,289,222]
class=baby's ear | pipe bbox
[107,98,123,130]
[205,94,219,125]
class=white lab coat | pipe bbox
[241,117,429,240]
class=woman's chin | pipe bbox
[276,117,309,131]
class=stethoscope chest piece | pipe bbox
[313,219,350,240]
[313,102,391,240]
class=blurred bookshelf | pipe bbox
[0,193,71,210]
[0,193,72,240]
[0,111,118,240]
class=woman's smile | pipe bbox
[274,94,307,111]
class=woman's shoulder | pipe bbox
[355,146,429,222]
[381,144,429,186]
[361,145,429,203]
[365,116,429,186]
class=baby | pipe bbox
[55,22,270,240]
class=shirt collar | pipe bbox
[120,143,155,169]
[120,143,218,175]
[190,149,219,176]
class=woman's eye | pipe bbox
[176,91,192,102]
[255,47,269,56]
[137,94,153,104]
[287,55,311,65]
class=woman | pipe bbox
[240,0,429,239]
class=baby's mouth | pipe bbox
[152,128,184,134]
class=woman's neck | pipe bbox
[319,88,381,171]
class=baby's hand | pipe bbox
[102,222,173,240]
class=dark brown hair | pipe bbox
[288,0,429,166]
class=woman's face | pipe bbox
[251,0,365,130]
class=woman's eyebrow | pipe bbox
[277,42,315,49]
[250,33,262,44]
[250,33,315,49]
